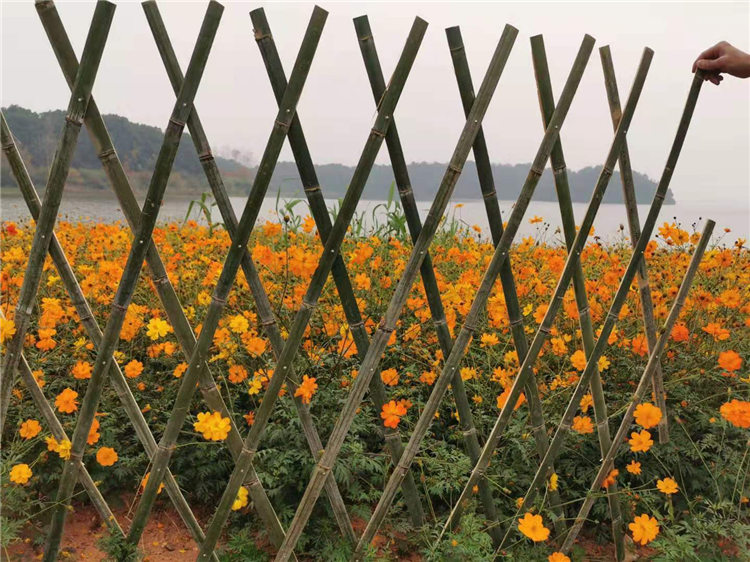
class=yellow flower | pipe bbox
[193,411,231,441]
[248,378,263,396]
[656,477,678,495]
[517,512,549,542]
[460,367,476,381]
[231,486,249,511]
[633,402,662,429]
[570,350,587,371]
[629,513,659,545]
[228,315,249,335]
[10,463,32,485]
[57,439,72,460]
[629,430,654,453]
[146,318,171,341]
[19,419,42,439]
[579,394,593,413]
[548,473,558,491]
[0,317,16,344]
[597,355,610,371]
[548,553,570,562]
[96,447,118,467]
[480,333,499,347]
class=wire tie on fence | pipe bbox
[398,185,414,197]
[509,317,524,327]
[653,191,666,202]
[112,303,128,313]
[169,117,186,128]
[259,317,276,327]
[539,324,551,335]
[602,166,614,177]
[254,29,271,42]
[211,294,227,306]
[301,299,318,312]
[449,44,465,53]
[448,163,462,174]
[577,305,590,319]
[349,320,365,330]
[553,164,567,174]
[65,115,83,127]
[482,189,497,200]
[370,126,386,138]
[274,119,291,132]
[304,185,322,194]
[358,34,372,42]
[198,151,213,163]
[98,148,116,161]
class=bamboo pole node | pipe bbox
[303,185,322,194]
[198,151,213,162]
[168,117,186,128]
[482,189,497,200]
[274,119,291,132]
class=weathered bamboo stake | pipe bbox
[249,7,423,528]
[43,5,223,559]
[445,26,566,537]
[0,0,115,434]
[530,36,625,557]
[143,2,354,540]
[130,7,329,548]
[600,45,669,444]
[36,1,289,546]
[196,19,429,560]
[352,35,594,560]
[0,309,121,535]
[562,219,714,552]
[354,16,507,542]
[278,25,522,562]
[0,112,220,558]
[442,46,653,539]
[495,69,704,552]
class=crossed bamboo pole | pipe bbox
[36,0,290,549]
[276,24,525,561]
[0,0,115,435]
[130,7,336,548]
[1,112,218,558]
[43,5,224,559]
[601,46,670,444]
[562,219,714,552]
[441,46,654,544]
[194,18,430,560]
[445,26,566,537]
[530,36,625,556]
[350,36,596,561]
[144,1,355,540]
[248,7,424,527]
[491,70,705,553]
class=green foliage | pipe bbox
[98,529,142,562]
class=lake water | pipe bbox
[1,192,747,243]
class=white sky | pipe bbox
[1,1,749,207]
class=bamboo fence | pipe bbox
[0,3,713,561]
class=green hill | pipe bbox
[1,105,673,204]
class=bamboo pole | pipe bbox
[1,112,220,559]
[562,220,714,552]
[600,46,669,444]
[492,69,704,551]
[130,7,329,549]
[441,46,653,538]
[248,7,423,528]
[0,308,121,535]
[351,35,594,560]
[277,25,523,562]
[445,26,566,538]
[353,16,508,541]
[196,18,429,560]
[530,36,625,558]
[0,0,115,435]
[143,2,354,540]
[36,1,290,547]
[42,5,223,560]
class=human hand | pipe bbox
[693,41,750,85]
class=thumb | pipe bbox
[697,57,726,72]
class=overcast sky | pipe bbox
[2,1,748,207]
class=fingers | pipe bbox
[697,56,728,72]
[692,41,726,72]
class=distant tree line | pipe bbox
[1,105,672,204]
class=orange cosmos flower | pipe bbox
[55,388,79,414]
[719,399,750,428]
[629,513,659,545]
[548,553,570,562]
[71,361,92,380]
[670,323,689,342]
[572,416,594,435]
[10,463,32,485]
[228,365,248,384]
[380,368,399,387]
[497,387,525,411]
[294,375,318,405]
[629,430,654,453]
[124,360,143,379]
[381,400,407,429]
[633,403,662,429]
[718,350,742,372]
[96,447,118,467]
[19,419,42,439]
[517,512,549,542]
[602,469,619,489]
[626,460,642,475]
[656,477,678,495]
[570,350,587,371]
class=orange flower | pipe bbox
[228,365,248,384]
[633,403,662,429]
[579,394,593,413]
[629,513,659,545]
[87,417,101,446]
[19,419,42,439]
[629,430,654,453]
[381,400,407,429]
[631,334,649,357]
[517,512,549,542]
[702,322,730,341]
[570,350,587,371]
[380,368,399,387]
[141,472,164,495]
[124,360,143,379]
[670,323,689,342]
[294,375,318,405]
[602,468,619,489]
[96,447,118,467]
[10,463,32,485]
[656,477,678,495]
[497,387,525,411]
[71,361,92,380]
[572,415,594,435]
[626,460,641,475]
[719,400,750,428]
[173,362,188,378]
[548,553,570,562]
[419,371,436,385]
[55,388,79,414]
[460,367,477,381]
[718,350,742,372]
